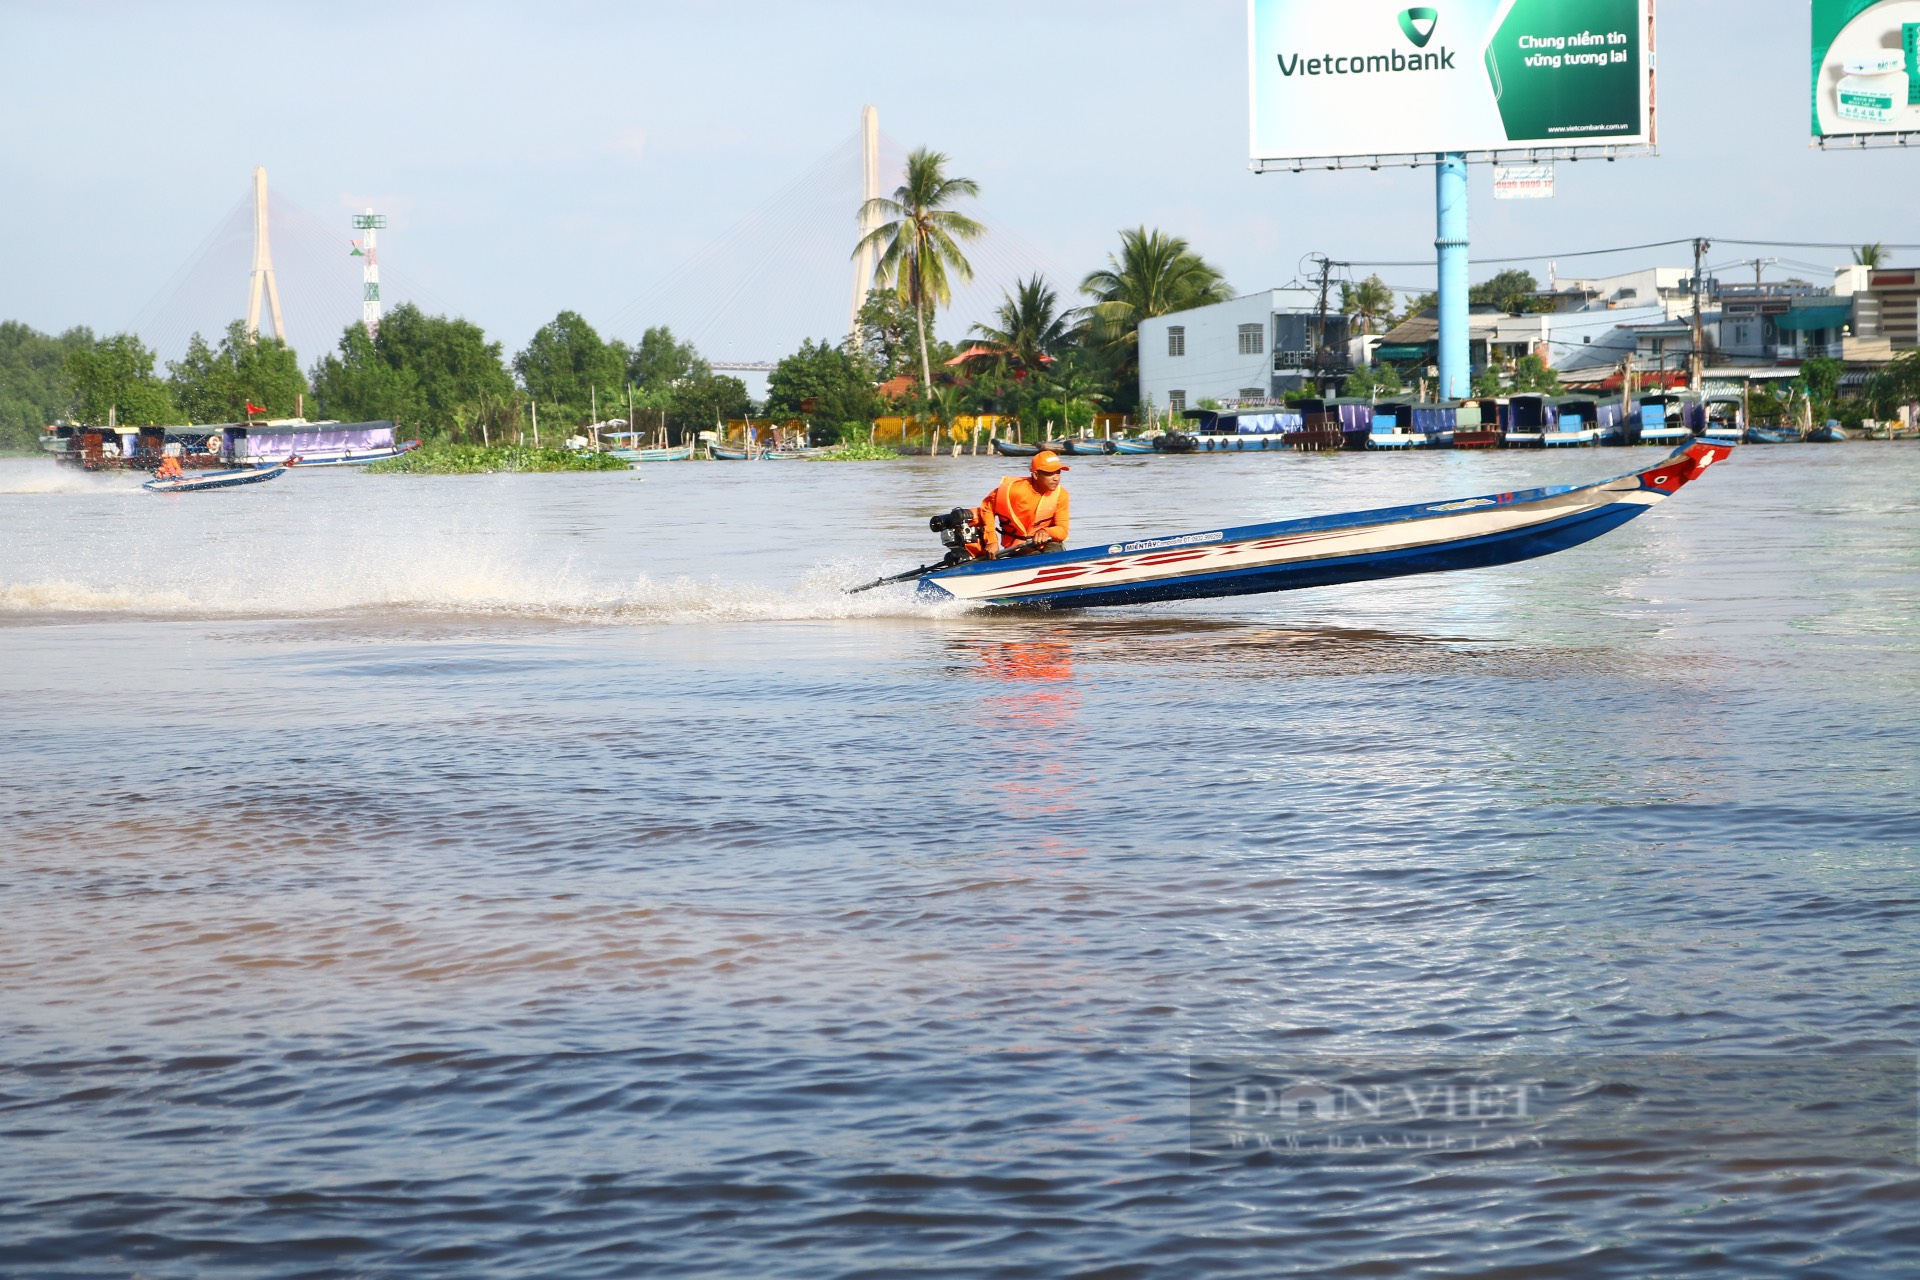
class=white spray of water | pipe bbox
[0,459,145,496]
[0,553,966,625]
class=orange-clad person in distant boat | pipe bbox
[154,455,184,481]
[976,450,1070,558]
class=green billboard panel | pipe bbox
[1248,0,1653,163]
[1811,0,1920,138]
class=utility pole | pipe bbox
[1311,255,1336,395]
[1690,236,1711,393]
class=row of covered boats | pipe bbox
[989,392,1875,457]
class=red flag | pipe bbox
[245,401,266,415]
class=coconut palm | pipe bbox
[853,148,984,395]
[1079,228,1232,379]
[971,275,1076,376]
[1340,274,1397,335]
[1854,243,1885,268]
[1040,354,1109,434]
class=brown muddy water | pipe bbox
[2,446,1917,1277]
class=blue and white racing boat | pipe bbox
[143,463,291,493]
[910,442,1732,609]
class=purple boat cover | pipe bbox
[243,424,395,462]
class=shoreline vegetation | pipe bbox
[365,443,631,475]
[809,443,900,461]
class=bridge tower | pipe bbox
[847,105,881,338]
[244,166,286,341]
[352,209,386,336]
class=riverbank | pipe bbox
[366,443,631,474]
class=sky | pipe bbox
[3,0,1916,375]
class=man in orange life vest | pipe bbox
[976,450,1070,558]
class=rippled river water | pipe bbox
[2,446,1917,1278]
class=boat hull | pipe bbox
[252,442,417,467]
[1110,439,1156,455]
[144,465,288,493]
[992,439,1041,457]
[916,442,1731,610]
[610,445,693,462]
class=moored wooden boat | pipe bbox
[1808,423,1848,443]
[1111,438,1157,454]
[609,444,693,462]
[1452,399,1502,450]
[914,442,1732,609]
[992,438,1041,457]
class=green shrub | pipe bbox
[809,442,901,461]
[365,443,630,474]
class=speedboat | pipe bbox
[144,463,291,493]
[905,442,1732,610]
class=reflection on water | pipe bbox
[1,449,1917,1277]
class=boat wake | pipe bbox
[0,459,145,495]
[0,560,968,626]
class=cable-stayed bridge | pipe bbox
[129,108,1072,375]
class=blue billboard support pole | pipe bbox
[1435,152,1470,400]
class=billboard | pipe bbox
[1248,0,1653,163]
[1811,1,1920,138]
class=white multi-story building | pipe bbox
[1137,290,1350,414]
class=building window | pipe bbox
[1167,326,1185,357]
[1237,323,1265,355]
[1168,390,1187,413]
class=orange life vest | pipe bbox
[977,476,1065,554]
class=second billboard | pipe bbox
[1248,0,1652,163]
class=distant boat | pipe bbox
[1743,426,1800,444]
[992,438,1041,457]
[144,463,290,493]
[709,444,758,461]
[608,444,692,462]
[1542,396,1602,447]
[1808,423,1849,443]
[1111,438,1156,454]
[1453,399,1504,450]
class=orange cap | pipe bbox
[1031,450,1069,473]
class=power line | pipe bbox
[1344,238,1696,269]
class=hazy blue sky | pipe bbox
[3,1,1914,370]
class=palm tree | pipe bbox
[1079,228,1232,379]
[1855,243,1885,268]
[1340,275,1397,335]
[853,147,985,395]
[1040,354,1109,435]
[971,275,1075,376]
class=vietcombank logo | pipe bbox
[1276,7,1456,78]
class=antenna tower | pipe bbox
[353,209,386,336]
[245,166,286,341]
[848,105,881,337]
